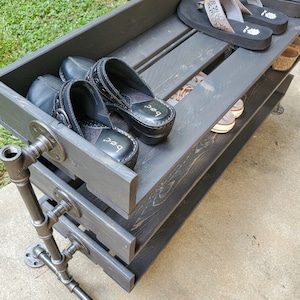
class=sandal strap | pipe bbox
[234,0,252,14]
[87,57,156,109]
[53,81,82,135]
[53,80,113,136]
[87,61,123,106]
[246,0,263,7]
[203,0,244,33]
[220,0,244,22]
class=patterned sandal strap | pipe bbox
[200,0,245,33]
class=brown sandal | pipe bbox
[289,36,300,56]
[272,46,299,71]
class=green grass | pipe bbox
[0,127,25,188]
[0,0,128,188]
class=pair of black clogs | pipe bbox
[27,56,176,169]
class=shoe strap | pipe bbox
[87,59,125,107]
[200,0,244,33]
[234,0,252,14]
[53,81,84,136]
[53,80,113,136]
[220,0,245,22]
[87,57,155,108]
[246,0,263,7]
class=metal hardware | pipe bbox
[0,121,91,300]
[32,244,92,300]
[30,120,66,162]
[67,232,90,257]
[272,103,284,115]
[24,243,46,268]
[53,188,81,219]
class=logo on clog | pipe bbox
[144,104,162,117]
[103,137,124,152]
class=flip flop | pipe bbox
[177,0,273,50]
[261,0,300,17]
[236,0,288,34]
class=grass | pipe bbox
[0,127,24,187]
[0,0,128,188]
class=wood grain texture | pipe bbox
[127,88,287,280]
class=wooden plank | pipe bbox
[41,200,135,292]
[111,15,191,68]
[29,161,136,263]
[0,84,138,216]
[141,32,230,99]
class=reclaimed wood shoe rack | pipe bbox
[0,0,299,298]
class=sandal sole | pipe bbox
[106,103,176,145]
[241,1,288,35]
[261,0,300,17]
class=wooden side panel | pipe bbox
[29,161,136,263]
[0,84,138,215]
[41,200,136,292]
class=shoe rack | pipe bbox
[0,0,299,298]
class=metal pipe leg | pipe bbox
[34,247,92,300]
[0,122,92,299]
[1,144,72,279]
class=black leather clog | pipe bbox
[27,74,139,169]
[59,56,176,145]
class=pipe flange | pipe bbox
[24,243,46,268]
[53,188,81,218]
[68,233,90,256]
[30,120,66,162]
